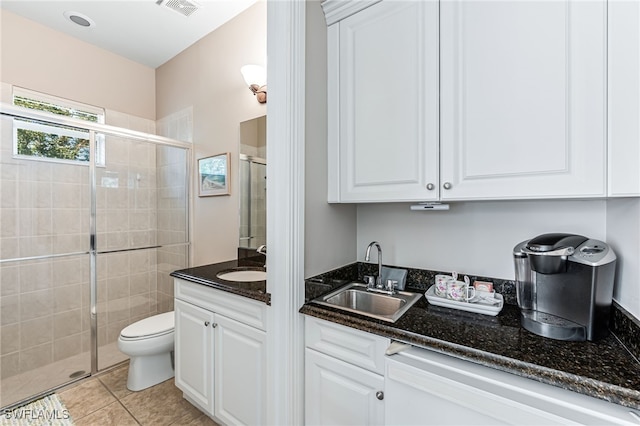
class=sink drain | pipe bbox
[69,370,86,379]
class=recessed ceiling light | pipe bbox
[63,11,95,28]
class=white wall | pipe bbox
[357,200,607,278]
[357,199,639,320]
[606,199,640,318]
[156,2,267,267]
[304,0,357,278]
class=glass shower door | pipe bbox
[0,113,92,408]
[94,134,189,370]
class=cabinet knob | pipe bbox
[443,182,452,190]
[426,183,435,190]
[204,321,210,327]
[376,391,384,400]
[211,323,218,328]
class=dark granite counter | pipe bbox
[171,258,270,305]
[300,263,640,410]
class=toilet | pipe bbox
[117,311,175,391]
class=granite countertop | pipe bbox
[170,258,270,305]
[300,264,640,411]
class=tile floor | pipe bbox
[57,363,219,426]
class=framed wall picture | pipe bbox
[198,153,230,197]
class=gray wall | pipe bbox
[304,0,357,278]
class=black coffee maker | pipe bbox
[513,233,616,341]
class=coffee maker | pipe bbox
[513,233,616,341]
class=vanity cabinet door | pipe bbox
[213,313,267,426]
[327,0,439,202]
[174,299,215,416]
[439,0,607,200]
[305,348,385,426]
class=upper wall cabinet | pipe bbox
[323,0,609,203]
[608,0,640,197]
[439,0,606,200]
[325,0,439,202]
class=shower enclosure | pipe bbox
[0,104,190,408]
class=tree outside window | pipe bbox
[12,89,105,165]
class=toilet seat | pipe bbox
[120,311,174,340]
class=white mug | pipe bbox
[446,280,476,302]
[434,274,453,297]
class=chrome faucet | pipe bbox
[257,245,267,268]
[365,241,383,289]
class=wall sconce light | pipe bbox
[241,64,267,104]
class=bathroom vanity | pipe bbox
[170,260,269,426]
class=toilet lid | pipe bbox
[121,311,174,338]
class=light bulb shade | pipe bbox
[241,64,267,87]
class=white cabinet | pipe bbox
[306,349,384,426]
[324,0,608,202]
[439,0,606,200]
[174,299,214,415]
[303,317,639,425]
[385,347,638,425]
[304,316,390,425]
[608,0,640,197]
[174,279,267,425]
[214,314,266,426]
[326,0,439,202]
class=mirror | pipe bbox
[239,116,267,249]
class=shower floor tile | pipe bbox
[0,341,125,409]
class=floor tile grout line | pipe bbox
[57,364,213,426]
[59,378,117,423]
[56,364,135,425]
[96,369,142,425]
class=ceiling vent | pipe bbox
[156,0,200,17]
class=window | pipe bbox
[12,88,106,165]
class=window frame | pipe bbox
[12,87,106,166]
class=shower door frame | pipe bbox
[0,103,192,398]
[239,153,266,249]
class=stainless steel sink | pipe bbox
[312,282,422,323]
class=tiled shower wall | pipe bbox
[156,107,193,312]
[0,86,190,381]
[155,146,189,314]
